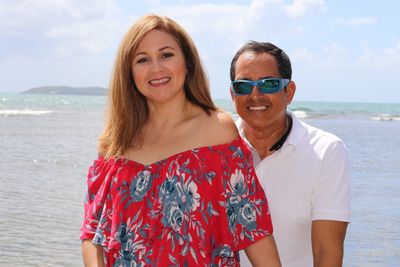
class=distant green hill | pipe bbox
[21,86,107,96]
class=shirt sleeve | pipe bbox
[312,140,351,222]
[80,157,115,247]
[212,138,273,257]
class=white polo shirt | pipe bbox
[238,112,351,267]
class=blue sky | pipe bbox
[1,0,399,103]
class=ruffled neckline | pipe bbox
[111,136,243,168]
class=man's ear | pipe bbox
[230,87,235,101]
[285,81,296,104]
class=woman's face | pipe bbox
[132,30,187,104]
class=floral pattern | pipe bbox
[130,170,153,202]
[80,137,272,267]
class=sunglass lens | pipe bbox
[233,82,252,95]
[260,79,280,93]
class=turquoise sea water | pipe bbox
[0,94,399,266]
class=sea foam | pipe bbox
[293,110,308,119]
[0,109,53,116]
[370,114,400,121]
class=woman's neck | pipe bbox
[146,94,198,131]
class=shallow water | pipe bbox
[0,95,399,266]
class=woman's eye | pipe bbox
[161,52,174,59]
[136,57,149,64]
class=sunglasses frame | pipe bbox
[231,78,290,96]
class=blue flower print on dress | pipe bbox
[113,214,151,267]
[211,243,236,266]
[237,199,257,231]
[93,229,106,245]
[113,250,145,267]
[217,244,234,258]
[160,172,201,232]
[129,170,152,202]
[81,137,274,266]
[226,203,236,233]
[224,168,249,233]
[158,175,178,203]
[221,168,258,236]
[115,223,129,244]
[162,201,184,232]
[228,169,247,204]
[175,175,200,212]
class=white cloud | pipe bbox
[0,0,397,102]
[1,0,125,55]
[358,42,400,68]
[284,0,325,18]
[0,0,127,91]
[336,17,376,26]
[322,43,349,61]
[149,0,298,97]
[153,3,250,61]
[156,3,244,34]
[290,43,350,70]
[291,47,319,64]
[153,0,295,53]
[44,19,123,55]
[0,0,326,94]
[0,0,119,32]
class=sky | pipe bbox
[1,0,399,103]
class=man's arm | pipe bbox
[82,240,105,267]
[312,138,350,266]
[311,220,348,267]
[244,235,282,267]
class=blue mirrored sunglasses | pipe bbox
[231,78,290,96]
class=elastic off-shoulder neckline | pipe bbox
[109,135,243,168]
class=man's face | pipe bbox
[232,51,295,131]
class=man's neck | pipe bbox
[243,114,289,159]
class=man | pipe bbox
[230,41,350,267]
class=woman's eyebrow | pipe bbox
[134,46,176,57]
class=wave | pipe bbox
[0,109,53,116]
[292,110,309,119]
[370,114,400,121]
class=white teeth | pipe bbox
[249,106,267,110]
[150,77,169,85]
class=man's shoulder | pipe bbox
[291,114,346,155]
[294,115,342,142]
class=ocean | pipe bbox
[0,94,399,266]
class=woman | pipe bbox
[80,14,281,267]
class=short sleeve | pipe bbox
[312,140,351,222]
[80,157,116,247]
[212,138,273,257]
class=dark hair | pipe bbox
[230,41,292,81]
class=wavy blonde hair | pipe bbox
[99,14,216,158]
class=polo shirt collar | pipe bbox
[285,110,307,150]
[236,110,305,153]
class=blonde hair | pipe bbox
[99,14,216,158]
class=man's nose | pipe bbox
[250,85,262,97]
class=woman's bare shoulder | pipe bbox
[205,110,238,143]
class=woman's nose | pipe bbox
[150,60,162,73]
